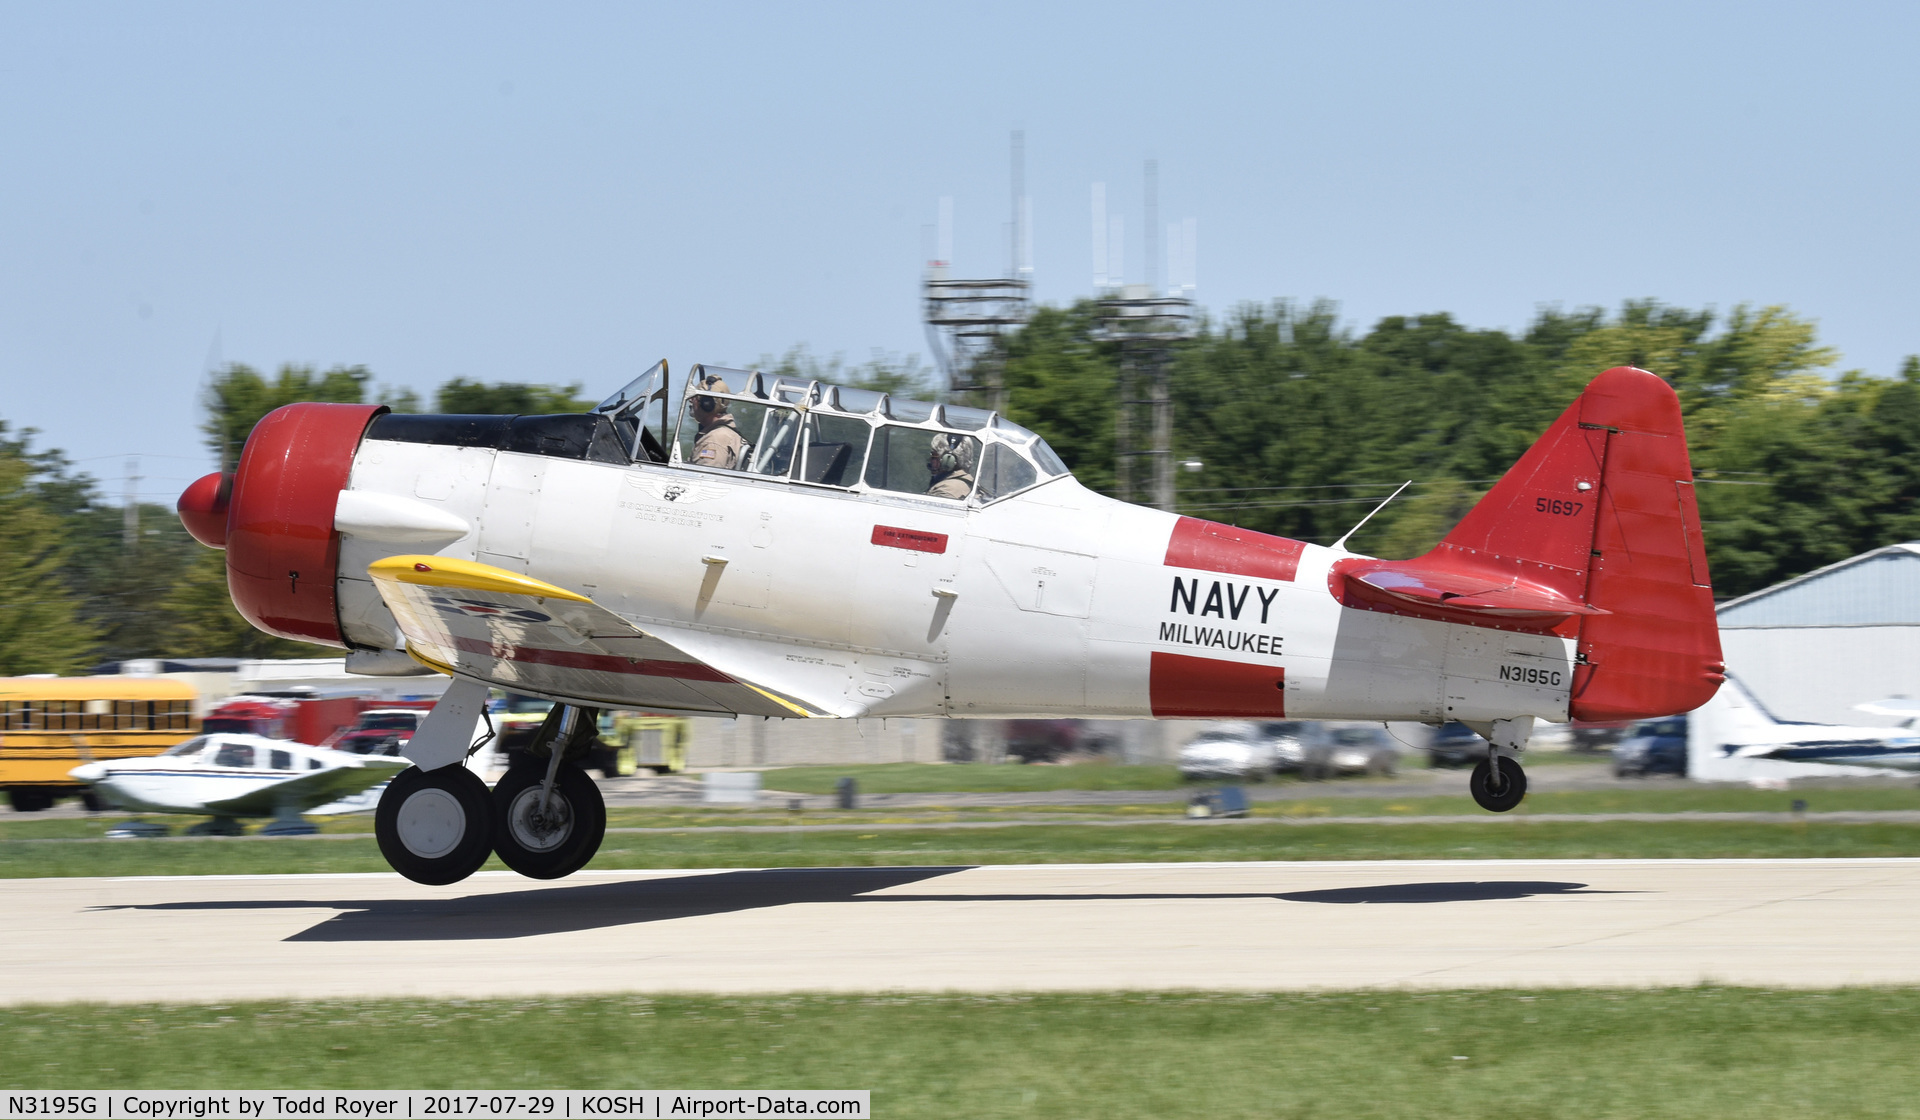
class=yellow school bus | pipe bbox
[0,676,199,811]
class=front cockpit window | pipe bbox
[656,363,1066,504]
[594,359,672,463]
[163,736,209,758]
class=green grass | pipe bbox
[7,819,1920,878]
[7,989,1920,1117]
[6,784,1919,845]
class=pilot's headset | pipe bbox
[694,375,732,420]
[930,434,971,474]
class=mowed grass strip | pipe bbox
[9,784,1920,844]
[6,989,1919,1117]
[7,819,1920,877]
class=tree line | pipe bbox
[1,301,1912,675]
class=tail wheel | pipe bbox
[491,763,606,880]
[1470,756,1528,813]
[376,765,494,885]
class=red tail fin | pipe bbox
[1330,366,1723,721]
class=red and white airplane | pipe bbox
[177,363,1723,884]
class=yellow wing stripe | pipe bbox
[368,555,592,603]
[743,682,818,718]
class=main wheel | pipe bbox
[376,765,494,885]
[491,763,606,880]
[1470,756,1528,812]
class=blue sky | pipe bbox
[3,2,1916,499]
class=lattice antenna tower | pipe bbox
[1099,158,1195,513]
[922,131,1033,414]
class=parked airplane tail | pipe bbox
[1332,366,1723,722]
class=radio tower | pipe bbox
[1100,159,1194,513]
[923,131,1033,414]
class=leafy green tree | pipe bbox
[0,424,101,674]
[159,548,331,659]
[203,363,372,470]
[434,379,595,414]
[1004,302,1122,496]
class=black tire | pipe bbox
[491,762,606,880]
[1469,756,1528,813]
[375,765,495,886]
[7,788,53,813]
[80,791,106,813]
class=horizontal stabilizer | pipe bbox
[366,555,824,719]
[1347,563,1609,621]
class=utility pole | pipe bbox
[122,457,142,551]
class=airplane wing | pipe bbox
[201,757,410,817]
[366,555,826,718]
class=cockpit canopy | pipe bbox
[365,360,1073,507]
[595,362,1071,506]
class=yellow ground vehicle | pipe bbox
[609,713,688,774]
[0,676,199,811]
[491,692,686,777]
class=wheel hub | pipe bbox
[507,787,574,853]
[396,787,466,859]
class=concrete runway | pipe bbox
[8,859,1920,1003]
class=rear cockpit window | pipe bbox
[865,426,980,500]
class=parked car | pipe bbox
[330,729,406,757]
[1427,722,1488,769]
[1613,717,1688,777]
[1302,723,1400,778]
[1257,721,1311,772]
[1179,723,1280,781]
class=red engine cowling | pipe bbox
[177,402,386,647]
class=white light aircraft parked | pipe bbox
[1700,675,1920,771]
[177,362,1724,883]
[70,733,411,835]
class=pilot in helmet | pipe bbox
[926,433,976,499]
[691,374,744,470]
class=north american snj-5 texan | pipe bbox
[175,362,1724,884]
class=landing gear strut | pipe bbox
[376,765,495,885]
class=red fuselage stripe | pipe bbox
[1163,517,1304,582]
[450,636,737,683]
[1149,651,1287,719]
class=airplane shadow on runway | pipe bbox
[94,869,1622,942]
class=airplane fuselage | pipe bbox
[335,436,1575,726]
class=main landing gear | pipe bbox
[376,765,495,885]
[373,701,609,886]
[1467,716,1532,814]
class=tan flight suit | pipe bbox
[927,468,975,500]
[693,419,744,470]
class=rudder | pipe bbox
[1567,367,1724,721]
